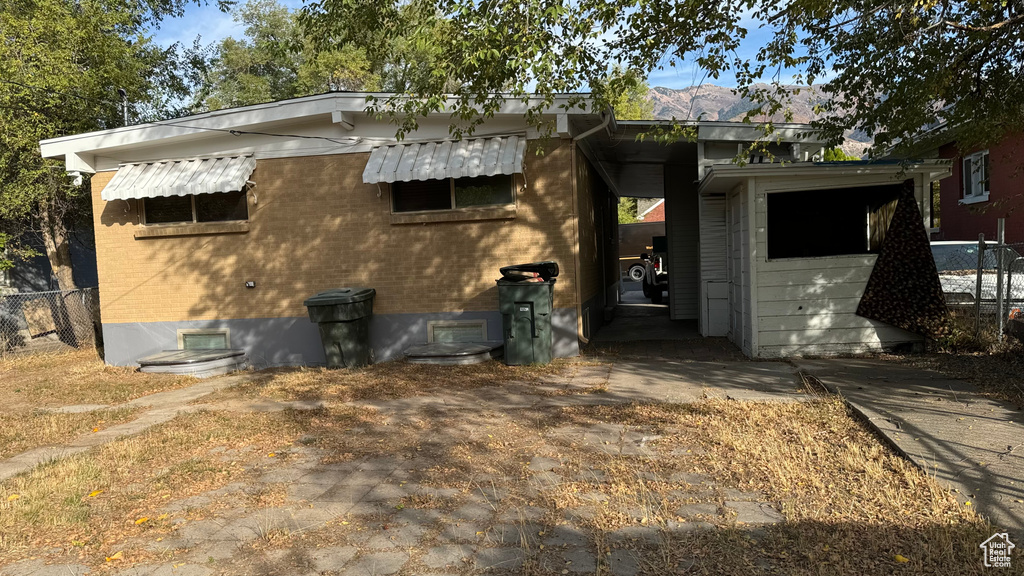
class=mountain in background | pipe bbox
[648,85,870,157]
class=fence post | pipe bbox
[997,218,1006,342]
[976,233,986,339]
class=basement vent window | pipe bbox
[177,329,230,350]
[392,175,515,213]
[766,183,904,259]
[427,320,488,343]
[143,190,248,225]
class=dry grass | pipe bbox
[0,349,197,413]
[886,347,1024,409]
[0,407,375,564]
[203,358,593,405]
[0,407,140,459]
[246,397,986,575]
[551,399,990,575]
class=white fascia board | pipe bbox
[697,123,823,143]
[41,93,596,165]
[697,161,951,195]
[40,95,342,161]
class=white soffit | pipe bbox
[362,136,526,184]
[101,155,256,201]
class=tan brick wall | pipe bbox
[92,139,579,325]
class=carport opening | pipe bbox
[766,183,903,259]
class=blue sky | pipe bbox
[151,3,790,90]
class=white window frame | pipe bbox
[960,150,990,205]
[176,328,231,350]
[426,320,488,343]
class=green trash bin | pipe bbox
[303,288,375,368]
[496,262,559,365]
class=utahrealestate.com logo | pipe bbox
[980,533,1015,568]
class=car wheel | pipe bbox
[628,265,646,282]
[642,280,651,297]
[651,289,664,304]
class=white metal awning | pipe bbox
[101,155,256,201]
[362,136,526,184]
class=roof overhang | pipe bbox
[39,93,597,174]
[697,160,953,195]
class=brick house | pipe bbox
[936,134,1024,243]
[39,93,951,365]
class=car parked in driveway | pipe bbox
[641,235,669,304]
[932,241,1024,309]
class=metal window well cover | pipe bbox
[101,155,256,201]
[138,349,248,378]
[362,136,526,184]
[404,342,504,365]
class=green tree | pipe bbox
[607,66,654,121]
[617,197,638,224]
[199,0,382,111]
[821,148,861,162]
[0,0,206,285]
[301,1,1024,156]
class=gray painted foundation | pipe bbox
[102,308,580,368]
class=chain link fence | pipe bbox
[934,238,1024,343]
[0,288,101,357]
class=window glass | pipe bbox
[392,179,451,212]
[454,175,514,207]
[182,332,228,350]
[145,195,193,224]
[430,322,486,342]
[195,190,248,222]
[767,184,903,259]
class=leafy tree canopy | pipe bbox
[0,0,207,282]
[301,0,1023,155]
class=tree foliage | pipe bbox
[199,0,381,110]
[301,0,1024,155]
[821,148,861,161]
[0,0,206,283]
[617,197,638,224]
[607,66,654,121]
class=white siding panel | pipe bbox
[699,194,728,336]
[752,181,923,357]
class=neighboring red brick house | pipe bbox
[638,198,665,222]
[937,134,1024,244]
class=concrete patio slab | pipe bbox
[795,358,1024,533]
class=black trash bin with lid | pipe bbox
[496,262,559,365]
[303,288,375,369]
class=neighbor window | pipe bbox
[962,150,990,202]
[766,184,904,259]
[392,175,514,213]
[177,329,230,350]
[142,190,248,225]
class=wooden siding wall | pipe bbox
[698,194,728,335]
[727,183,754,355]
[665,163,700,320]
[752,175,924,357]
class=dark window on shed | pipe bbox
[391,179,452,212]
[766,183,904,259]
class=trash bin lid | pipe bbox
[499,261,559,281]
[303,287,376,307]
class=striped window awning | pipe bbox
[101,155,256,201]
[362,136,526,184]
